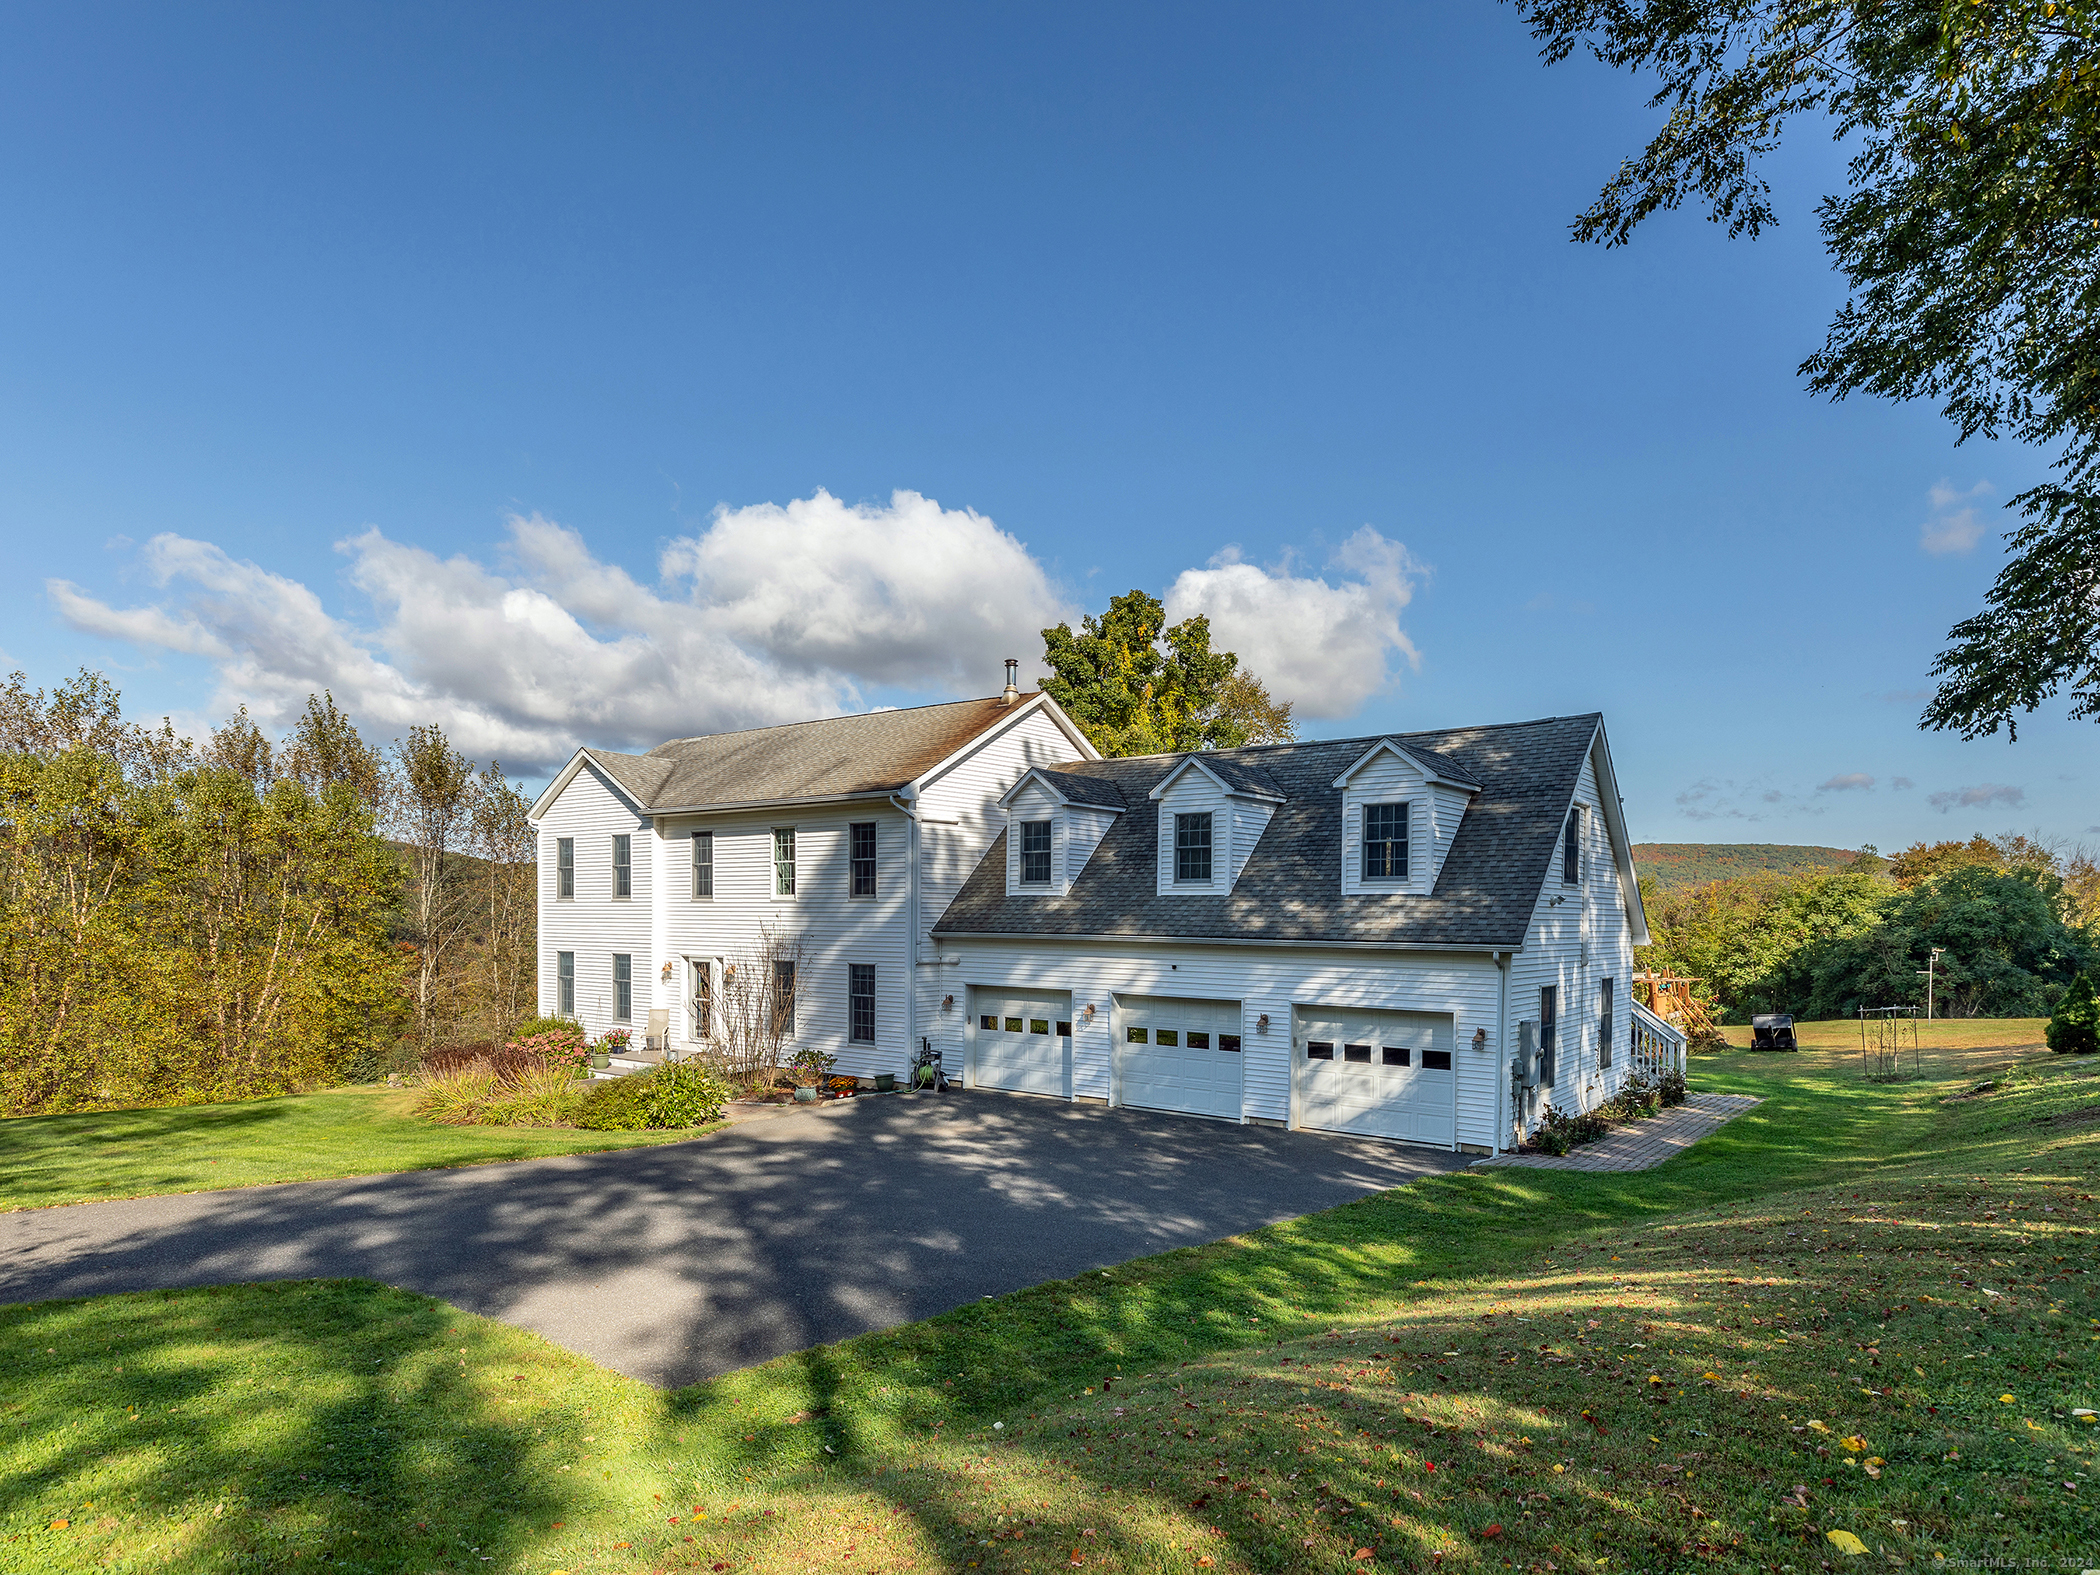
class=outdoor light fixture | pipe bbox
[1082,1003,1096,1021]
[1472,1027,1488,1050]
[1257,1013,1270,1032]
[942,994,954,1011]
[661,961,674,983]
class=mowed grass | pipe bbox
[1712,1015,2049,1066]
[2,1029,2094,1573]
[0,1084,723,1212]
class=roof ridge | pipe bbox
[645,692,1039,755]
[1057,713,1598,768]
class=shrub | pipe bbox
[421,1041,502,1078]
[509,1021,588,1064]
[1659,1066,1689,1106]
[573,1062,729,1131]
[414,1068,498,1124]
[1533,1119,1571,1157]
[2047,972,2100,1055]
[510,1014,581,1042]
[486,1063,587,1126]
[1539,1103,1608,1151]
[790,1046,838,1087]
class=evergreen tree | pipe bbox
[2048,972,2099,1055]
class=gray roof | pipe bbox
[1185,754,1285,800]
[581,694,1048,812]
[933,714,1603,950]
[1031,767,1128,810]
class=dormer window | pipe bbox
[1019,820,1053,884]
[1174,812,1213,882]
[1363,802,1408,880]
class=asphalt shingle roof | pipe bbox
[582,694,1046,812]
[933,714,1602,950]
[1028,767,1128,810]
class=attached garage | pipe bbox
[1115,995,1244,1121]
[1294,1006,1456,1147]
[970,988,1072,1098]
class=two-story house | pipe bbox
[527,674,1675,1152]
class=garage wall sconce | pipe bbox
[941,994,954,1012]
[1082,1003,1096,1022]
[661,961,675,983]
[1256,1013,1270,1032]
[1472,1027,1488,1050]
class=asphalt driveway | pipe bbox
[0,1091,1465,1388]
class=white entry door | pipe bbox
[972,990,1071,1097]
[1295,1006,1456,1146]
[1116,995,1244,1121]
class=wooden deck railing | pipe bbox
[1629,998,1687,1079]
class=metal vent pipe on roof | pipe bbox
[1002,658,1020,703]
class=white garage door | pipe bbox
[1296,1007,1455,1146]
[972,990,1071,1097]
[1117,995,1244,1121]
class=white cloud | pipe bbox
[49,490,1078,773]
[1817,773,1875,793]
[1919,478,1993,556]
[1892,776,1916,790]
[1163,528,1423,719]
[1927,782,2025,813]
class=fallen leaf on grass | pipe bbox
[1999,1394,2017,1404]
[48,1520,69,1531]
[1839,1435,1868,1452]
[1826,1529,1868,1555]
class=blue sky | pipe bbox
[0,2,2085,850]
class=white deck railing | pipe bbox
[1629,998,1687,1079]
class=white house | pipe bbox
[527,676,1681,1153]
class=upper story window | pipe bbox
[556,837,574,899]
[849,821,877,898]
[1363,802,1408,880]
[611,834,632,899]
[1019,820,1052,885]
[1562,806,1582,884]
[773,828,797,897]
[691,830,713,898]
[1174,812,1213,883]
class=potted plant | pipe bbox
[873,1071,895,1093]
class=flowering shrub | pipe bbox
[509,1023,589,1071]
[599,1028,633,1054]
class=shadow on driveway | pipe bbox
[0,1091,1463,1386]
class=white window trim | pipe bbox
[611,833,632,901]
[1017,817,1054,887]
[1173,810,1215,884]
[1359,800,1411,884]
[772,826,798,900]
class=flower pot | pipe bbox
[874,1072,895,1092]
[590,1052,609,1069]
[794,1086,819,1103]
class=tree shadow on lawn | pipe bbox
[0,1278,601,1573]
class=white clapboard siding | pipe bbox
[535,762,654,1041]
[933,937,1507,1149]
[1153,770,1235,898]
[1230,799,1275,884]
[1065,804,1119,886]
[1508,736,1639,1125]
[656,803,913,1081]
[914,705,1080,1052]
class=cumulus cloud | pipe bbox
[1163,528,1423,719]
[1817,773,1875,793]
[1919,479,1993,556]
[50,490,1078,773]
[1927,782,2025,813]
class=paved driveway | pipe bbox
[0,1091,1464,1388]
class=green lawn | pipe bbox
[0,1084,722,1212]
[2,1034,2094,1573]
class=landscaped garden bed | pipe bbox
[1519,1066,1689,1156]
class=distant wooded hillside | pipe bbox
[1632,843,1860,890]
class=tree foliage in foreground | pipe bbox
[1040,589,1296,757]
[0,670,539,1115]
[1515,0,2100,738]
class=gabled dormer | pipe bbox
[1147,754,1286,898]
[1332,738,1480,897]
[998,768,1126,897]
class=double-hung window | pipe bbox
[773,828,796,897]
[1539,984,1558,1085]
[612,953,632,1021]
[1019,820,1052,885]
[556,837,574,899]
[556,950,575,1016]
[691,831,713,898]
[773,959,796,1038]
[1598,976,1614,1069]
[1562,806,1581,884]
[690,960,712,1040]
[1174,812,1213,883]
[611,834,631,899]
[849,821,877,898]
[1363,802,1408,880]
[848,963,876,1043]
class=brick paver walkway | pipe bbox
[1473,1091,1763,1172]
